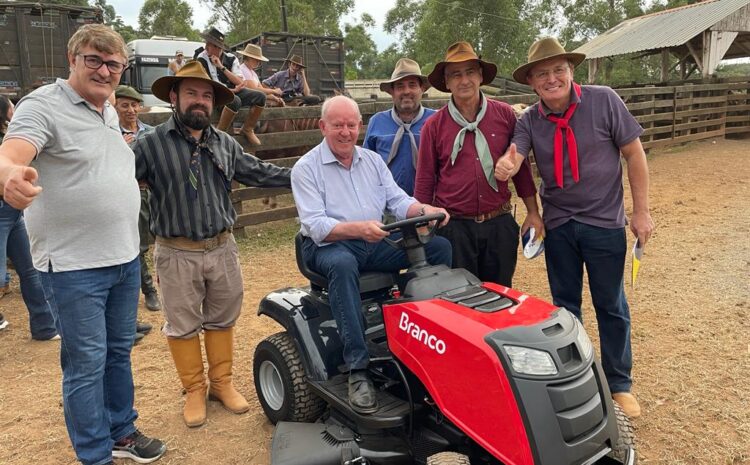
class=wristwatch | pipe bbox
[219,66,226,72]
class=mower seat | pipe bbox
[295,233,396,293]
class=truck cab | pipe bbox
[123,36,203,107]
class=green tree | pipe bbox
[200,0,354,46]
[92,0,140,43]
[138,0,199,40]
[343,14,378,79]
[384,0,540,78]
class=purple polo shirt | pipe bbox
[512,85,643,230]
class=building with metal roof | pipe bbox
[573,0,750,82]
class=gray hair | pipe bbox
[321,95,361,121]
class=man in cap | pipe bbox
[0,24,166,465]
[168,50,185,75]
[114,85,158,346]
[263,54,321,105]
[363,58,434,196]
[293,95,452,415]
[236,43,284,105]
[132,61,291,428]
[496,37,654,418]
[194,27,267,145]
[114,85,161,315]
[415,41,543,287]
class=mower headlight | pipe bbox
[574,317,594,360]
[504,345,558,376]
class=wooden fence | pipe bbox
[139,76,750,233]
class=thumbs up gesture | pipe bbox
[495,143,521,182]
[4,165,42,209]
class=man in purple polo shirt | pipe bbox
[495,37,655,419]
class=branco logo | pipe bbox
[398,312,446,354]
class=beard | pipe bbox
[175,96,212,130]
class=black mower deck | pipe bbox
[308,374,411,429]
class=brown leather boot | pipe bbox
[205,328,249,414]
[216,106,237,133]
[612,392,641,419]
[240,105,263,146]
[167,336,207,427]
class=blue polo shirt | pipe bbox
[512,85,643,230]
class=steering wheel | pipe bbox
[380,213,446,250]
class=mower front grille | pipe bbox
[547,367,604,443]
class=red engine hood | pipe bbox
[383,283,559,465]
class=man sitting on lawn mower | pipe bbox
[291,95,453,414]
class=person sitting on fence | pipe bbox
[363,58,434,196]
[291,95,452,414]
[236,44,284,106]
[132,60,291,428]
[262,54,321,106]
[495,37,654,419]
[194,27,266,146]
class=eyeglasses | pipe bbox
[77,54,128,74]
[531,65,570,81]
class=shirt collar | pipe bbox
[320,139,361,166]
[120,120,146,135]
[539,84,582,116]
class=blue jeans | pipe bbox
[303,235,452,371]
[0,200,57,339]
[40,258,140,465]
[544,220,632,393]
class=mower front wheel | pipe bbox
[426,452,471,465]
[609,402,637,464]
[253,331,325,424]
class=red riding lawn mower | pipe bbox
[253,214,636,465]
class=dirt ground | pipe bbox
[0,138,748,465]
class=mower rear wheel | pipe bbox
[426,452,471,465]
[609,402,637,464]
[253,331,325,424]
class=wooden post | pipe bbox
[588,58,599,84]
[661,49,670,82]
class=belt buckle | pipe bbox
[474,214,486,224]
[205,236,219,251]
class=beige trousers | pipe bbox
[154,235,243,338]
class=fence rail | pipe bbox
[139,77,750,232]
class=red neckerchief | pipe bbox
[538,83,582,188]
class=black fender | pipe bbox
[257,287,345,382]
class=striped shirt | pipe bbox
[133,115,291,241]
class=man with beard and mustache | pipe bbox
[0,24,166,465]
[363,58,434,196]
[132,61,291,428]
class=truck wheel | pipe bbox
[426,452,471,465]
[253,332,325,424]
[608,402,637,464]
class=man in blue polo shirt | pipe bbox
[364,58,434,196]
[496,37,655,419]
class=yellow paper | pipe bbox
[631,239,644,287]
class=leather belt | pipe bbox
[451,201,512,223]
[156,230,231,252]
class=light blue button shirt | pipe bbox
[291,140,417,246]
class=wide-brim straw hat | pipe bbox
[379,58,430,93]
[285,54,305,68]
[151,61,234,107]
[236,43,269,62]
[512,37,586,84]
[428,41,497,93]
[201,27,227,50]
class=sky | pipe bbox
[108,0,399,51]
